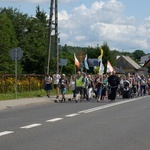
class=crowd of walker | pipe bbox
[44,71,150,103]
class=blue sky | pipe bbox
[1,0,150,53]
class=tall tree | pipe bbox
[0,13,21,74]
[20,16,47,74]
[0,7,48,74]
[132,50,145,61]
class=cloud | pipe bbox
[58,10,70,21]
[0,0,49,3]
[144,16,150,21]
[57,0,150,53]
[0,0,78,3]
[59,0,78,3]
[1,0,150,53]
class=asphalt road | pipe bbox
[0,95,150,150]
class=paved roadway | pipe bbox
[0,95,150,150]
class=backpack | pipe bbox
[59,78,68,88]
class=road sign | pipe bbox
[10,47,23,61]
[59,59,67,66]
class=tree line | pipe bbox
[0,6,147,75]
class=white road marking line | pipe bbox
[78,97,142,114]
[78,106,104,114]
[1,97,146,136]
[46,118,63,122]
[65,113,79,117]
[0,131,14,137]
[20,123,42,129]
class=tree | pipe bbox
[20,16,47,74]
[2,6,147,75]
[0,7,48,74]
[132,50,145,61]
[0,13,20,74]
[35,5,47,26]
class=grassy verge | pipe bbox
[0,89,72,101]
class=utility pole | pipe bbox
[46,0,54,75]
[55,0,59,73]
[46,0,59,74]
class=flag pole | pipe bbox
[102,58,103,82]
[75,65,76,76]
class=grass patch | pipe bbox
[0,89,72,101]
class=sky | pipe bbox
[1,0,150,54]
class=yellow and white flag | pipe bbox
[98,48,103,62]
[99,61,104,75]
[98,48,104,74]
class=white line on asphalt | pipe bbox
[65,113,79,117]
[1,96,148,137]
[0,131,14,137]
[78,97,142,114]
[20,123,42,129]
[46,118,63,122]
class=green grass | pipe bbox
[0,89,72,101]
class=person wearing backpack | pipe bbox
[59,74,69,103]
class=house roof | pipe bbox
[143,59,150,67]
[120,55,141,70]
[140,54,150,64]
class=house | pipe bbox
[142,59,150,74]
[113,66,125,74]
[140,55,150,66]
[116,55,142,75]
[143,59,150,67]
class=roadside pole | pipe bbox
[10,47,23,99]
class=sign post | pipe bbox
[10,47,23,99]
[59,59,67,74]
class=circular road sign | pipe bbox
[10,47,23,61]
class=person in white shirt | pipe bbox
[44,74,52,97]
[53,71,61,99]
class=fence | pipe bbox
[0,74,45,93]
